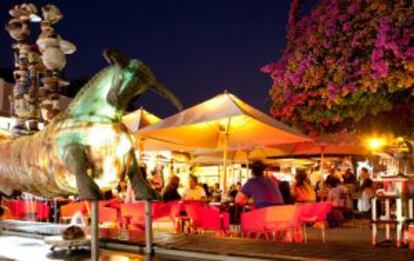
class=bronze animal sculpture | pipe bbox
[0,49,182,200]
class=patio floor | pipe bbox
[1,220,414,260]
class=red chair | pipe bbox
[120,201,173,230]
[35,202,50,221]
[184,204,229,236]
[241,205,300,241]
[296,202,332,243]
[2,200,25,219]
[120,202,145,229]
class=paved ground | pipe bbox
[0,235,208,261]
[1,220,414,260]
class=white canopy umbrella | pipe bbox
[122,107,161,133]
[137,92,311,192]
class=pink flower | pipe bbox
[286,72,301,86]
[343,22,352,32]
[371,59,389,79]
[327,82,337,101]
[375,17,390,48]
[405,48,414,58]
[387,41,403,59]
[347,2,359,15]
[371,49,384,61]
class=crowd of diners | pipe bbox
[0,160,377,226]
[107,161,377,226]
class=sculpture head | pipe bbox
[67,49,182,120]
[104,49,182,112]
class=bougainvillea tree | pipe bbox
[262,0,414,136]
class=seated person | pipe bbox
[113,179,128,202]
[279,181,294,204]
[228,182,241,201]
[326,176,352,210]
[150,166,164,193]
[182,175,206,201]
[343,168,357,195]
[235,161,283,208]
[162,175,181,202]
[292,170,316,203]
[211,183,222,202]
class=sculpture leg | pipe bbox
[63,144,102,200]
[126,151,159,201]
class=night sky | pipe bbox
[0,0,316,117]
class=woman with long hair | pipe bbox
[292,170,316,203]
[161,175,181,202]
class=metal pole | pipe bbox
[144,200,153,254]
[244,151,249,181]
[320,146,325,178]
[91,200,99,261]
[223,133,228,194]
[221,117,231,194]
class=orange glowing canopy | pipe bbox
[137,92,311,151]
[268,132,369,157]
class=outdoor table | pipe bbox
[208,202,250,225]
[371,194,414,247]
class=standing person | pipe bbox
[235,161,283,208]
[357,178,376,213]
[358,167,370,186]
[182,175,207,201]
[292,170,316,203]
[161,175,181,202]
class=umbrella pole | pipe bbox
[320,146,325,178]
[223,132,229,194]
[244,152,249,181]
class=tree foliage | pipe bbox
[262,0,414,136]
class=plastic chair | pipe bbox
[120,201,173,230]
[35,202,50,221]
[184,203,229,236]
[120,202,145,229]
[2,200,25,219]
[297,202,332,243]
[241,205,300,241]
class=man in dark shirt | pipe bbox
[235,161,283,208]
